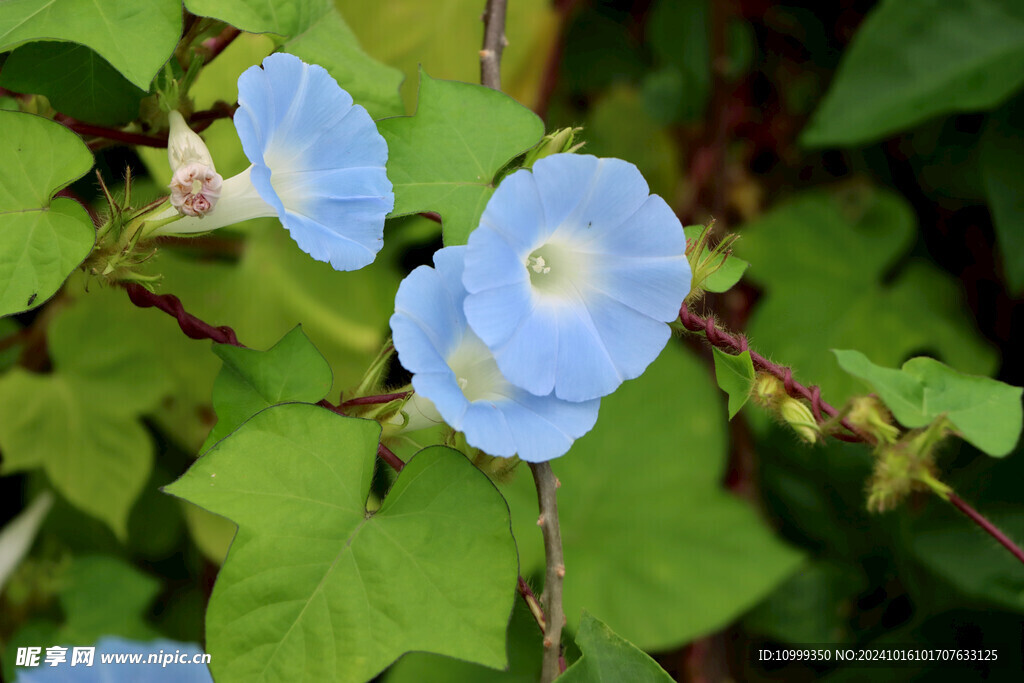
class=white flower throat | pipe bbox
[526,240,588,298]
[447,330,512,402]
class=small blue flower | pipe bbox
[462,154,691,402]
[390,246,600,462]
[155,53,394,272]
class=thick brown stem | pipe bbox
[480,0,508,90]
[530,462,566,681]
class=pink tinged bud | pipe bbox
[169,162,223,217]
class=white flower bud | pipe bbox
[167,110,215,172]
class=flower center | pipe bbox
[447,329,512,403]
[526,241,587,298]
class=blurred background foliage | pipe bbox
[1,0,1023,681]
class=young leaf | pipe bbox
[712,348,755,419]
[561,611,674,682]
[0,42,147,125]
[0,0,181,90]
[165,404,518,682]
[833,349,1023,457]
[378,70,545,245]
[201,326,333,452]
[0,111,94,318]
[801,0,1024,146]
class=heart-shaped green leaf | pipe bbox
[379,70,545,245]
[202,326,333,452]
[166,404,518,682]
[0,112,95,318]
[834,349,1023,456]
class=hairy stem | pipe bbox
[679,302,1024,567]
[948,493,1024,565]
[530,462,566,681]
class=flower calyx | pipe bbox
[752,372,821,444]
[685,220,740,304]
[522,127,585,168]
[866,416,952,513]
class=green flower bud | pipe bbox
[847,395,901,445]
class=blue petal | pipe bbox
[391,247,599,461]
[234,52,394,271]
[462,282,533,349]
[552,303,622,401]
[475,168,547,250]
[535,155,651,245]
[499,393,600,462]
[462,153,689,401]
[584,291,672,384]
[591,254,691,322]
[464,225,531,292]
[489,303,561,397]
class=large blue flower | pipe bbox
[462,154,691,402]
[390,246,600,462]
[154,53,394,272]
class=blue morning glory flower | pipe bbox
[390,246,600,462]
[462,154,691,402]
[154,53,394,272]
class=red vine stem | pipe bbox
[679,302,1024,567]
[341,392,411,408]
[124,284,409,472]
[678,302,867,442]
[125,283,242,346]
[60,103,237,150]
[948,493,1024,566]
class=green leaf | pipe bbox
[0,291,175,537]
[981,95,1024,293]
[183,0,403,118]
[1,555,160,677]
[378,70,545,245]
[561,611,674,683]
[57,555,162,643]
[502,344,803,650]
[0,42,147,125]
[0,0,181,90]
[0,111,94,318]
[165,404,518,681]
[712,348,755,419]
[801,0,1024,146]
[833,349,1023,457]
[202,326,333,452]
[683,225,749,293]
[385,605,542,683]
[737,187,997,404]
